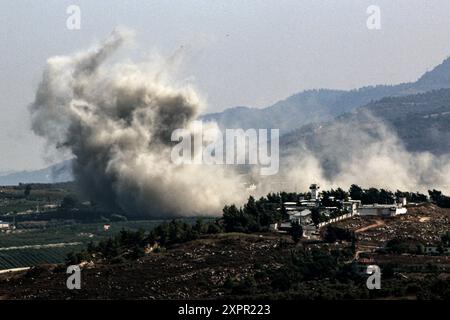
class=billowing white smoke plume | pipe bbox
[263,111,450,195]
[30,29,247,217]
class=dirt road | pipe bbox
[355,220,385,233]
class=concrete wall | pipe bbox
[318,213,353,228]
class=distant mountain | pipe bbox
[5,58,450,186]
[354,89,450,155]
[0,170,15,177]
[0,160,73,186]
[415,57,450,89]
[202,57,450,133]
[281,88,450,157]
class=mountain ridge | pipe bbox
[202,57,450,133]
[280,87,450,161]
[0,160,73,186]
[4,57,450,185]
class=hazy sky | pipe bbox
[1,0,450,171]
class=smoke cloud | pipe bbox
[30,28,247,218]
[266,111,450,195]
[30,29,450,218]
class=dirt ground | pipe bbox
[0,233,288,300]
[335,203,450,246]
[1,204,449,300]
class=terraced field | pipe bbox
[0,219,205,270]
[0,246,83,270]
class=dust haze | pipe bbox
[266,112,450,195]
[30,30,450,217]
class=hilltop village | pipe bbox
[271,184,408,238]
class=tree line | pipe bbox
[66,219,223,265]
[66,185,450,264]
[222,185,450,234]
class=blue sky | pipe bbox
[1,0,450,171]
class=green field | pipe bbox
[0,183,72,215]
[0,246,83,270]
[0,218,204,270]
[0,220,171,247]
[0,183,215,270]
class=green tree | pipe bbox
[206,222,222,234]
[243,196,258,217]
[363,188,381,204]
[349,184,364,200]
[379,189,395,204]
[311,208,321,226]
[24,185,32,198]
[61,194,79,209]
[324,226,353,243]
[428,189,442,202]
[290,221,303,244]
[193,218,207,234]
[280,201,288,220]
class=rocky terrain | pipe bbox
[335,203,450,246]
[0,205,449,300]
[0,233,287,300]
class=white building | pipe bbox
[309,184,320,201]
[271,183,409,235]
[358,204,407,217]
[283,202,299,212]
[0,221,11,230]
[342,199,361,215]
[288,209,313,226]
